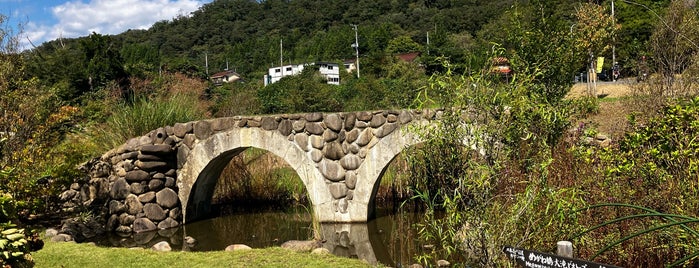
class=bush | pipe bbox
[0,223,42,268]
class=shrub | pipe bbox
[0,223,42,268]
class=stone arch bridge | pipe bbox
[81,109,455,233]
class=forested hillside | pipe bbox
[23,0,670,108]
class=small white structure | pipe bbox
[317,62,340,85]
[210,70,241,85]
[263,62,342,86]
[344,59,356,74]
[264,64,306,86]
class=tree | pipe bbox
[80,33,129,95]
[573,2,619,61]
[386,35,423,55]
[649,0,699,84]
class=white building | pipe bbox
[264,63,306,86]
[317,62,340,85]
[263,62,342,86]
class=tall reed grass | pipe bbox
[91,93,205,151]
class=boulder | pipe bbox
[151,241,171,252]
[110,178,130,200]
[323,142,345,160]
[305,112,323,122]
[130,182,146,195]
[140,144,172,155]
[343,112,356,130]
[318,160,345,182]
[173,122,193,138]
[340,155,362,170]
[157,217,179,229]
[184,236,197,245]
[356,111,372,121]
[305,122,324,135]
[135,160,169,171]
[138,191,156,203]
[294,133,309,151]
[322,129,338,142]
[356,129,373,146]
[45,228,59,238]
[345,129,359,143]
[144,203,167,221]
[311,248,330,255]
[148,179,164,191]
[50,234,73,242]
[156,188,179,208]
[369,114,386,128]
[280,240,322,252]
[324,114,343,132]
[437,259,450,267]
[345,171,357,190]
[329,183,348,199]
[125,194,143,215]
[133,218,157,233]
[225,244,252,251]
[292,119,306,132]
[194,120,212,139]
[261,117,279,130]
[399,110,413,124]
[278,120,293,136]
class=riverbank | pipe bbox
[33,238,379,268]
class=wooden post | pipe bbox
[557,241,573,258]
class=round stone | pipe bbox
[318,159,345,182]
[144,203,167,221]
[156,188,179,208]
[133,218,157,233]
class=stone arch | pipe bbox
[178,127,333,223]
[353,126,422,220]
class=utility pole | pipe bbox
[426,31,430,55]
[204,52,209,77]
[280,38,284,76]
[351,24,360,79]
[612,0,616,68]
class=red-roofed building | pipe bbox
[396,52,420,62]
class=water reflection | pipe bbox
[90,207,426,267]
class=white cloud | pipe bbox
[23,0,209,49]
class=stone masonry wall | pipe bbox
[86,109,437,233]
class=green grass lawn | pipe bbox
[33,240,379,268]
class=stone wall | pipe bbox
[68,109,436,233]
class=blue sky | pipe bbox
[1,0,212,49]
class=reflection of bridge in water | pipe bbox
[92,211,419,266]
[82,109,470,235]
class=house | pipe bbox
[263,63,306,86]
[396,52,420,62]
[210,70,241,85]
[344,59,356,73]
[263,62,342,86]
[317,62,340,85]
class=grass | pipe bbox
[91,93,205,151]
[33,240,378,268]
